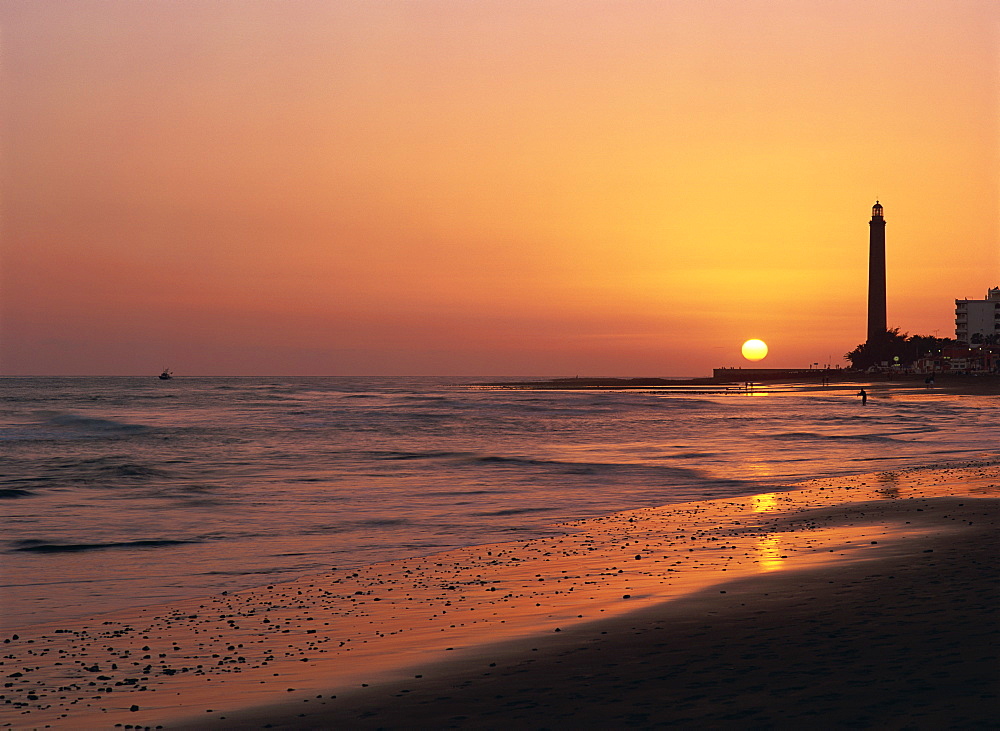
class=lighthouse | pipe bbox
[866,201,887,347]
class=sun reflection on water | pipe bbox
[743,459,777,480]
[757,535,784,571]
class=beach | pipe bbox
[7,1,1000,726]
[4,462,997,729]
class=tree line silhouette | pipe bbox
[845,328,957,370]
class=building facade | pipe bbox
[955,287,1000,344]
[913,346,1000,375]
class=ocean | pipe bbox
[3,376,998,630]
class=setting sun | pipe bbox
[742,339,769,362]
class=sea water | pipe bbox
[3,376,998,629]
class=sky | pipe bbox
[2,0,998,376]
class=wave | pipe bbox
[39,457,173,482]
[367,449,709,479]
[44,412,150,434]
[465,454,700,475]
[11,539,199,553]
[356,518,410,527]
[651,452,717,460]
[652,397,721,407]
[474,507,557,517]
[0,488,34,499]
[200,567,303,576]
[0,427,63,443]
[94,462,169,478]
[0,413,153,443]
[424,489,501,496]
[372,450,473,461]
[307,517,413,535]
[1,412,153,443]
[474,455,551,466]
[767,431,904,443]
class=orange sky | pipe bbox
[2,0,998,375]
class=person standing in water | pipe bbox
[858,388,868,406]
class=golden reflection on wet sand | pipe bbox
[756,535,784,571]
[752,492,778,512]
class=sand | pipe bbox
[2,463,998,729]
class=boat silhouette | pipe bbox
[159,369,173,380]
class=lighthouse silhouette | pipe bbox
[867,201,887,354]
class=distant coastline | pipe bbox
[479,371,1000,392]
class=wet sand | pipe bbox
[3,463,998,729]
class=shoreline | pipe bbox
[3,461,998,728]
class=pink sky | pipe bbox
[2,0,998,375]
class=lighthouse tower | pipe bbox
[866,201,887,347]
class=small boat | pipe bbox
[159,369,173,380]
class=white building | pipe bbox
[955,287,1000,344]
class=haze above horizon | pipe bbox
[2,1,997,376]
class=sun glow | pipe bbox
[2,2,996,376]
[741,339,768,362]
